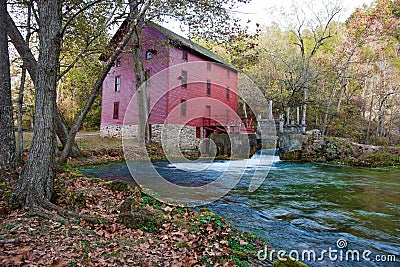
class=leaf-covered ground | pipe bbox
[0,167,270,266]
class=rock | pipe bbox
[272,257,308,267]
[234,251,248,260]
[279,134,308,154]
[107,180,129,192]
[324,140,339,161]
[117,196,162,229]
[279,134,400,167]
[279,150,302,161]
[117,196,138,213]
[117,209,161,229]
[306,129,320,136]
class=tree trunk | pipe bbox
[365,77,375,144]
[379,104,386,138]
[387,109,393,144]
[17,67,27,164]
[12,0,62,207]
[55,108,81,158]
[336,75,348,114]
[301,89,307,134]
[16,1,32,164]
[132,25,150,144]
[5,10,81,158]
[57,9,146,165]
[0,0,16,170]
[321,78,338,136]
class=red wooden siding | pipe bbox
[101,23,238,130]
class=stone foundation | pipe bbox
[100,125,139,138]
[209,133,260,158]
[100,124,200,150]
[100,125,123,138]
[152,124,201,152]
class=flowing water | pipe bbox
[80,150,399,266]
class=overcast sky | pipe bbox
[234,0,372,27]
[163,0,373,36]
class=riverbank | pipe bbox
[0,173,269,266]
[279,134,400,168]
[0,135,282,267]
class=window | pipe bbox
[181,100,187,116]
[207,62,211,71]
[205,105,211,121]
[145,50,152,59]
[113,102,119,119]
[226,87,230,100]
[227,70,230,78]
[115,76,121,91]
[145,70,151,86]
[116,58,122,67]
[182,51,188,60]
[196,127,201,138]
[206,80,211,95]
[181,70,187,88]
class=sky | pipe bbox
[234,0,372,26]
[163,0,373,36]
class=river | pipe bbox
[80,150,399,266]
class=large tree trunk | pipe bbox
[17,67,27,164]
[5,10,81,158]
[12,0,62,207]
[132,25,150,144]
[128,0,150,144]
[16,1,32,164]
[0,0,16,170]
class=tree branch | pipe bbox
[61,0,104,38]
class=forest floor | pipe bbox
[0,132,276,267]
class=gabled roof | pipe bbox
[103,20,237,72]
[147,22,237,71]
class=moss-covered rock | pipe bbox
[117,196,138,213]
[107,180,130,192]
[279,134,400,167]
[272,257,308,267]
[117,196,162,230]
[117,209,161,230]
[279,150,302,161]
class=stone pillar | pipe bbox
[269,100,273,120]
[279,114,284,133]
[257,114,262,135]
[286,107,290,125]
[302,105,306,134]
[296,107,300,125]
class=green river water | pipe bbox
[81,150,399,266]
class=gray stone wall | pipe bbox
[154,124,200,152]
[209,133,260,158]
[100,124,200,151]
[100,125,123,138]
[100,125,139,138]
